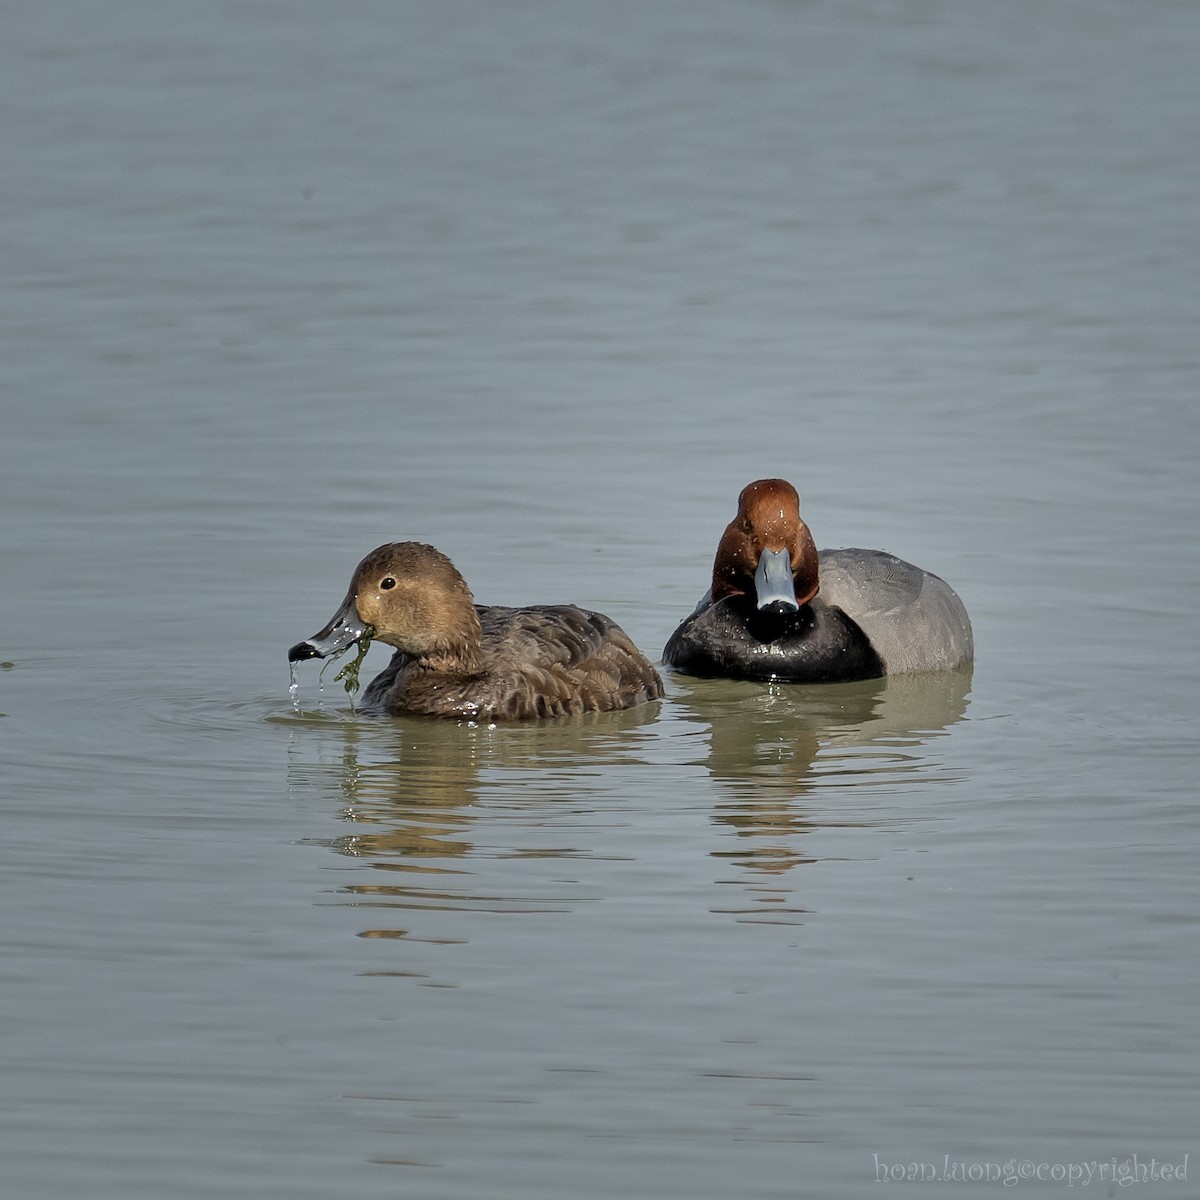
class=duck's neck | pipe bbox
[417,599,483,676]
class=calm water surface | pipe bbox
[2,1,1197,1197]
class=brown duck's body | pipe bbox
[360,603,662,720]
[289,542,664,721]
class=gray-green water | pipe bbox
[3,2,1197,1197]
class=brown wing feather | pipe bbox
[370,605,663,720]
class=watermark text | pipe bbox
[872,1153,1188,1187]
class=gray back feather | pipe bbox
[817,548,973,674]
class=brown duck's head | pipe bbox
[288,542,482,670]
[710,478,819,612]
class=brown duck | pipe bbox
[289,542,664,720]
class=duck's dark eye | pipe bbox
[380,577,396,590]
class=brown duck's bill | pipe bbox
[288,591,372,662]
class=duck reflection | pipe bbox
[286,703,662,929]
[668,667,973,879]
[283,667,969,931]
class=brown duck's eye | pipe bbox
[379,577,396,590]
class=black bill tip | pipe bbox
[288,640,322,663]
[758,599,800,618]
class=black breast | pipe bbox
[663,596,884,684]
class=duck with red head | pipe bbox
[663,479,973,683]
[290,542,664,720]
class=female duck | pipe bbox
[289,542,664,719]
[663,479,973,682]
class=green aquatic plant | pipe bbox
[332,627,374,698]
[314,626,376,708]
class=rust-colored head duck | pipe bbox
[289,542,664,720]
[664,479,973,683]
[710,478,819,611]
